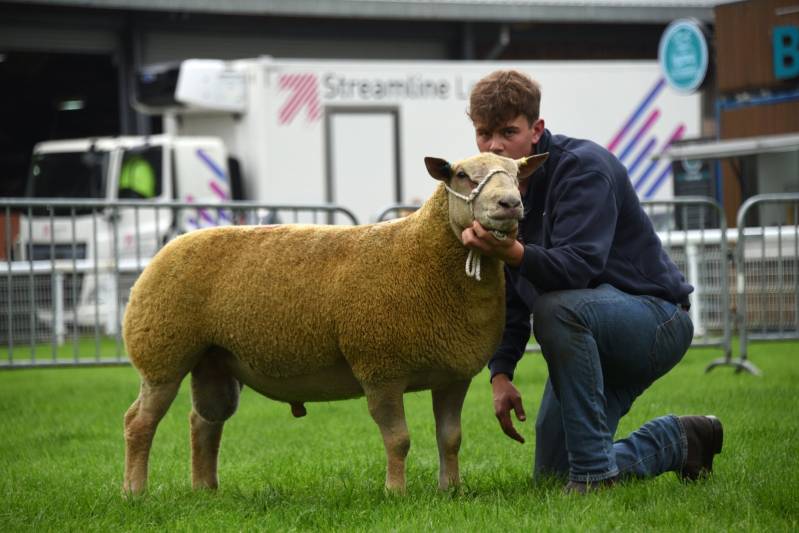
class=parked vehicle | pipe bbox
[6,56,700,332]
[138,57,701,224]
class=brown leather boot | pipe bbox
[678,415,723,481]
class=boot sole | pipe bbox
[699,415,723,477]
[707,415,724,455]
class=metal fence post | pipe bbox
[730,193,799,375]
[53,271,64,346]
[685,242,704,335]
[0,198,360,368]
[376,198,735,363]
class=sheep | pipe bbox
[122,151,548,495]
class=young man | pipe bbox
[462,70,723,493]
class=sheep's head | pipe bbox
[425,152,548,241]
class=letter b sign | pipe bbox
[773,26,799,80]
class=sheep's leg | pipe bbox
[189,350,241,490]
[123,379,181,495]
[432,379,470,490]
[363,380,410,492]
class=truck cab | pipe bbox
[15,134,232,328]
[19,134,233,259]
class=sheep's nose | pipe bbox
[498,197,521,210]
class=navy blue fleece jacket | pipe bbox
[488,129,693,380]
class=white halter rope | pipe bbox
[444,168,515,281]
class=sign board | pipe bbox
[773,25,799,80]
[659,19,709,94]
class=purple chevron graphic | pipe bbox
[644,164,675,199]
[188,148,234,225]
[196,148,230,200]
[606,76,691,198]
[606,77,666,153]
[627,137,658,176]
[196,148,227,182]
[184,194,222,229]
[617,109,660,163]
[632,124,685,192]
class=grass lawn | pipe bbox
[1,335,126,367]
[0,341,797,532]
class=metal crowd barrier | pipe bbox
[3,194,796,371]
[375,197,734,360]
[641,197,732,363]
[0,199,358,369]
[374,204,422,222]
[728,193,799,375]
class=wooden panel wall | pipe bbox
[721,100,799,139]
[718,100,799,224]
[715,0,799,94]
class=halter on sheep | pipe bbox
[121,151,548,496]
[426,152,548,281]
[443,166,517,281]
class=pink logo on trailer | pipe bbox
[606,77,686,199]
[278,73,322,125]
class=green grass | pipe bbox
[0,342,797,532]
[1,335,125,366]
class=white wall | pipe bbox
[756,150,799,226]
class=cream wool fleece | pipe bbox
[123,183,506,390]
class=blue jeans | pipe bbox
[531,284,693,483]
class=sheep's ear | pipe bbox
[425,157,452,181]
[516,153,549,181]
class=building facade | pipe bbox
[714,0,799,224]
[1,0,722,198]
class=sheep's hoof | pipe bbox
[438,479,462,492]
[290,402,307,417]
[384,483,407,496]
[192,481,219,491]
[121,483,146,498]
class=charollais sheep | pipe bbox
[122,151,548,494]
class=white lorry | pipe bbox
[12,57,701,331]
[147,57,701,224]
[14,134,234,331]
[23,134,234,252]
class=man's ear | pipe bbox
[424,157,452,181]
[515,153,548,180]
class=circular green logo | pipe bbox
[659,19,709,94]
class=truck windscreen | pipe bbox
[26,151,108,214]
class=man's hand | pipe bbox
[491,373,527,443]
[461,221,524,267]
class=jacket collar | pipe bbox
[522,128,552,210]
[535,128,552,157]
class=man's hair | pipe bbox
[468,70,541,131]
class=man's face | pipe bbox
[474,115,544,160]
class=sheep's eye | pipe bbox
[456,170,469,179]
